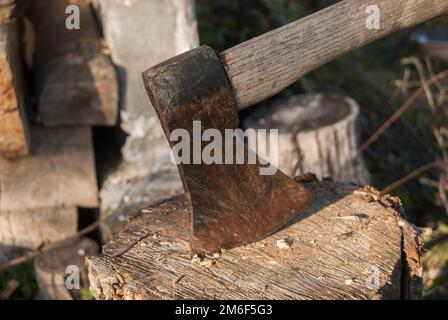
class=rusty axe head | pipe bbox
[140,0,448,255]
[143,46,312,256]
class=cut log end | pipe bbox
[0,126,99,211]
[0,206,78,263]
[86,181,422,300]
[243,93,369,185]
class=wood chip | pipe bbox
[276,239,291,249]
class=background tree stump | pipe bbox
[0,127,98,210]
[86,180,422,300]
[243,94,369,185]
[34,237,98,300]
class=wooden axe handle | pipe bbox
[220,0,448,110]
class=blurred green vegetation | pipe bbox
[424,223,448,299]
[79,287,94,300]
[0,260,37,300]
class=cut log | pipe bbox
[86,180,422,300]
[0,22,30,157]
[0,126,98,211]
[0,0,29,24]
[243,94,369,185]
[35,237,98,300]
[0,206,77,263]
[92,0,198,241]
[28,0,118,126]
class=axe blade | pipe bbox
[143,46,312,256]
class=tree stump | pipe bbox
[86,180,422,300]
[243,94,369,185]
[28,0,118,126]
[35,238,98,300]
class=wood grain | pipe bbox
[0,207,77,251]
[0,126,98,211]
[87,181,422,300]
[220,0,448,109]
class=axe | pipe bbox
[142,0,448,256]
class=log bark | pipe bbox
[0,126,98,211]
[28,0,118,126]
[86,180,422,300]
[243,94,369,185]
[0,21,30,157]
[35,237,98,300]
[0,206,77,264]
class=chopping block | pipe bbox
[86,181,422,299]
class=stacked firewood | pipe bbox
[0,0,119,298]
[0,0,200,299]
